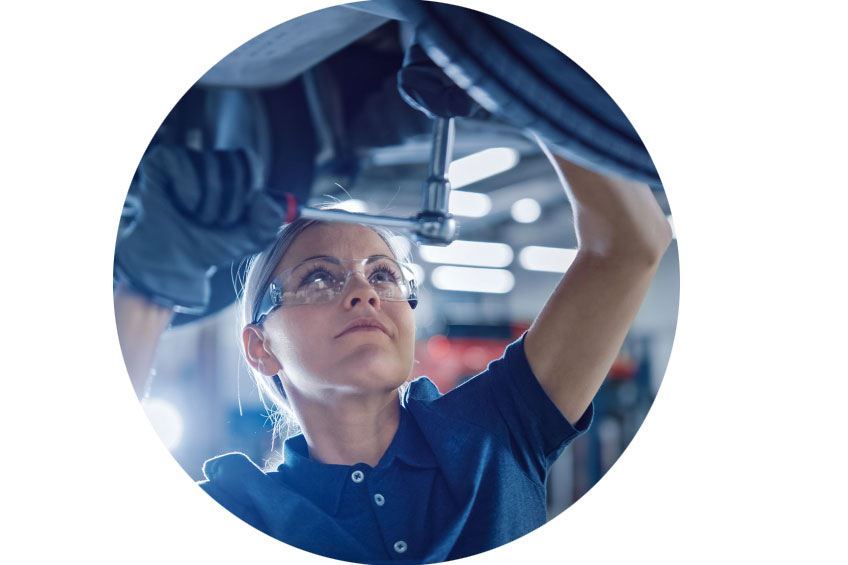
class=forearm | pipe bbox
[524,151,672,424]
[114,284,174,398]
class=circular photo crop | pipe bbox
[113,2,679,563]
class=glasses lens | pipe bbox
[280,258,347,305]
[275,257,415,306]
[364,257,411,301]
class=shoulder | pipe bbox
[197,452,273,531]
[402,357,504,431]
[404,375,484,417]
[405,376,443,402]
[199,452,268,495]
[202,452,265,480]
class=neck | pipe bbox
[287,387,401,467]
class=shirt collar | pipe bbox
[277,434,350,515]
[276,405,437,515]
[383,403,438,470]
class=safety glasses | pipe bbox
[253,255,418,324]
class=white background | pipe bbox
[2,0,846,563]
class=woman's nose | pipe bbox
[343,272,381,309]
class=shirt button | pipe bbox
[351,470,365,483]
[374,493,385,506]
[393,540,407,554]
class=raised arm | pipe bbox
[524,152,673,425]
[114,284,174,398]
[113,146,288,399]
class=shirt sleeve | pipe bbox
[480,332,593,483]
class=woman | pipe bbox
[114,149,672,563]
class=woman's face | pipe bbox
[260,223,416,401]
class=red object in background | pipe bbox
[426,334,452,359]
[609,353,637,380]
[412,323,634,393]
[412,336,514,393]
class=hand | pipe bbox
[114,145,289,312]
[533,134,671,264]
[552,153,672,264]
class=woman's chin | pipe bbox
[332,356,408,391]
[313,339,413,391]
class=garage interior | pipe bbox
[125,1,679,522]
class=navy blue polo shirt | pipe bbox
[199,334,593,563]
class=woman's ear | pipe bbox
[243,325,283,376]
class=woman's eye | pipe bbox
[370,268,399,284]
[301,270,336,287]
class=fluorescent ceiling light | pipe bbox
[419,240,514,268]
[448,147,520,188]
[449,190,492,217]
[431,266,515,294]
[519,246,578,273]
[334,199,368,213]
[511,198,542,223]
[142,397,184,451]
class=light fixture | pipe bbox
[511,198,542,223]
[431,266,515,293]
[518,246,578,273]
[142,397,184,451]
[449,190,492,217]
[419,240,514,268]
[448,147,520,188]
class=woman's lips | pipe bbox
[339,326,386,336]
[335,318,390,338]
